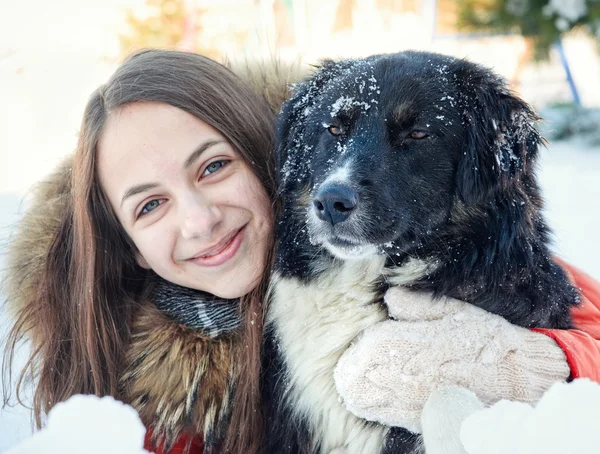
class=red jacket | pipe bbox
[143,431,204,454]
[534,260,600,382]
[144,261,600,453]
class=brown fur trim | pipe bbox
[121,300,238,451]
[3,158,71,338]
[226,58,308,114]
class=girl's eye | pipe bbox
[202,160,229,177]
[139,199,164,217]
[408,130,428,140]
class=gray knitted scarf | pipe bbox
[152,278,242,337]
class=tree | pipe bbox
[457,0,600,60]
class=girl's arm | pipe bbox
[334,260,600,432]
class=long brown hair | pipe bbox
[4,49,277,453]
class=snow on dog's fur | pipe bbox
[262,51,579,454]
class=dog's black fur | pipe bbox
[263,51,580,453]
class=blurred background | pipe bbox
[1,0,599,450]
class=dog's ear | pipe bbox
[276,59,338,144]
[275,59,350,187]
[454,61,542,205]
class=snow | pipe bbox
[494,111,536,172]
[543,0,588,24]
[542,0,588,31]
[4,395,151,454]
[538,142,600,278]
[327,72,380,118]
[542,107,600,146]
[460,379,600,454]
[330,96,373,116]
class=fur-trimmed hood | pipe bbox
[3,58,306,448]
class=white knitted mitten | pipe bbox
[334,287,570,433]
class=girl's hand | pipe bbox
[333,287,570,433]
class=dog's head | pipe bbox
[276,52,541,261]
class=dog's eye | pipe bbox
[408,130,428,139]
[328,125,345,136]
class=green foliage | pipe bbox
[457,0,600,60]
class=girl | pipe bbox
[3,49,600,454]
[3,49,288,454]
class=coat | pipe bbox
[534,259,600,382]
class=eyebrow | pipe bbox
[120,183,159,207]
[119,140,225,207]
[183,139,224,169]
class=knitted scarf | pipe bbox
[152,277,242,337]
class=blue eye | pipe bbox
[139,199,163,216]
[202,160,229,177]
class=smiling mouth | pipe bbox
[188,226,246,267]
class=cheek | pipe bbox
[253,186,274,229]
[235,172,273,226]
[132,227,174,266]
[397,150,456,191]
[366,155,454,220]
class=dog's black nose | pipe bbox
[313,185,358,225]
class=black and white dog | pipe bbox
[262,51,579,454]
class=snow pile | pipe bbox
[542,0,588,31]
[460,379,600,454]
[541,106,600,146]
[5,395,151,454]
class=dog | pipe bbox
[261,51,580,454]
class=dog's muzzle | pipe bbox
[312,184,358,226]
[309,183,379,260]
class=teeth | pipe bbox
[199,234,234,258]
[202,249,221,258]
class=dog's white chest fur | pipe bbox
[269,257,390,454]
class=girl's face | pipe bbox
[98,102,272,299]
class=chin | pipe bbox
[220,276,263,299]
[323,241,379,261]
[211,285,247,300]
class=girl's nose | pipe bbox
[178,195,223,241]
